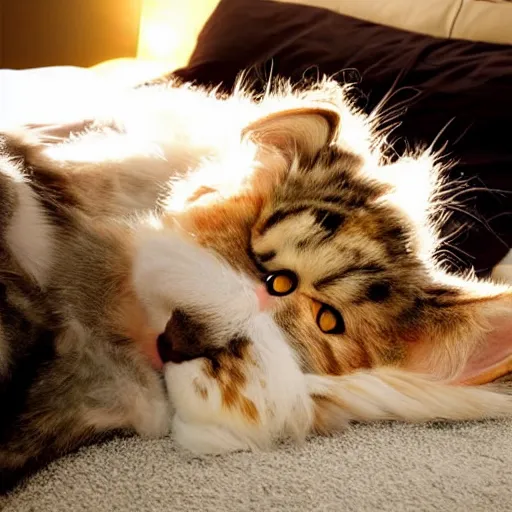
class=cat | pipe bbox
[1,77,512,491]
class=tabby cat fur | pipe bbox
[1,78,512,491]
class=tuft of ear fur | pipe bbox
[308,367,512,434]
[242,106,340,162]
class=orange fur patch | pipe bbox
[193,379,209,400]
[203,341,260,424]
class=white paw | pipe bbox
[164,318,315,455]
[172,415,252,454]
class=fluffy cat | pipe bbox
[1,78,512,491]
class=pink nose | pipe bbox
[255,284,276,311]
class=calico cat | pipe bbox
[1,78,512,490]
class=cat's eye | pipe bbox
[312,301,345,334]
[265,270,299,297]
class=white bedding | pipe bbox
[0,66,127,128]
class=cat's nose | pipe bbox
[157,309,207,364]
[255,284,276,311]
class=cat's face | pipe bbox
[163,82,512,386]
[131,80,512,455]
[249,145,425,375]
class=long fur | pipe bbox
[1,76,512,490]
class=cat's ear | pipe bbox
[400,273,512,385]
[242,106,340,160]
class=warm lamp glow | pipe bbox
[140,20,181,61]
[137,0,220,67]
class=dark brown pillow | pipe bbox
[167,0,512,276]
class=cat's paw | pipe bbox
[165,355,274,453]
[172,414,254,454]
[164,318,315,454]
[132,225,260,335]
[167,355,260,454]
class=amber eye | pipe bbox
[265,270,299,297]
[312,301,345,334]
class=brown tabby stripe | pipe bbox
[247,244,271,273]
[259,205,309,234]
[313,264,386,290]
[313,208,346,237]
[256,250,276,263]
[364,281,392,303]
[26,165,81,229]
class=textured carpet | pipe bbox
[2,420,511,512]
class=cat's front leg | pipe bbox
[162,313,315,455]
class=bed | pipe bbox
[2,1,512,510]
